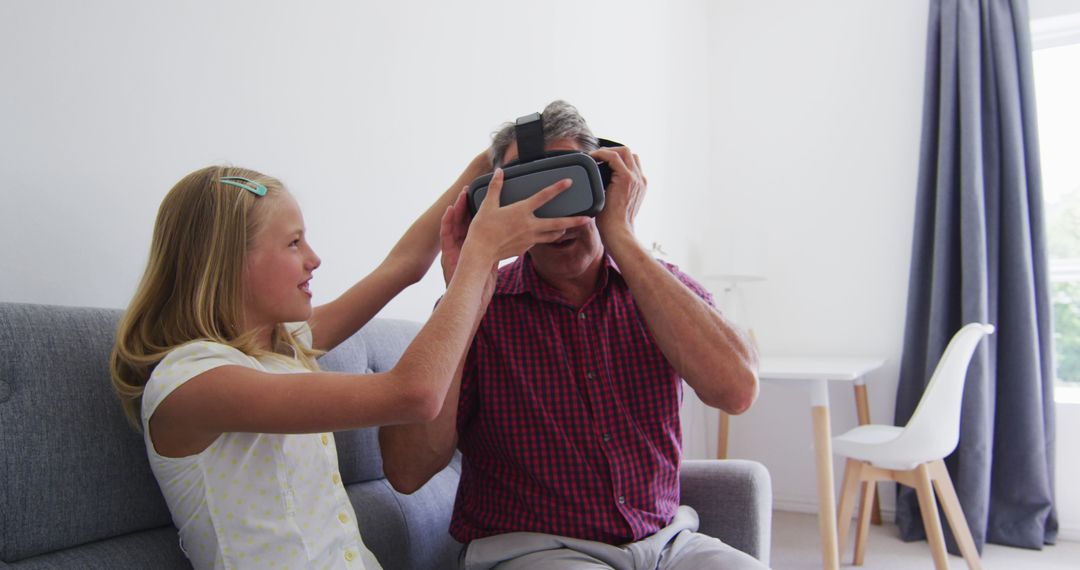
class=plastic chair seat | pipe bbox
[834,425,918,471]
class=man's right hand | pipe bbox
[439,190,471,287]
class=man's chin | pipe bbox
[531,246,600,272]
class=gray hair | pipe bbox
[489,100,600,167]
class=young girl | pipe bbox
[110,160,587,569]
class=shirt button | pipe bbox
[602,433,611,442]
[332,472,341,485]
[338,512,349,524]
[618,496,626,505]
[321,434,329,446]
[586,371,595,380]
[578,312,586,320]
[344,550,356,562]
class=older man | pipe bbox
[380,100,765,570]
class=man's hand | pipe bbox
[592,146,648,246]
[439,190,471,286]
[589,145,758,414]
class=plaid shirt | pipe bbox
[450,253,715,545]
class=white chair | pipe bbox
[833,323,994,570]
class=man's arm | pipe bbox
[592,147,758,414]
[378,342,466,494]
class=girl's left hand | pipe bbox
[464,168,591,263]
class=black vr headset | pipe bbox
[467,112,622,218]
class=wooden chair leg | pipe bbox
[853,384,882,525]
[853,472,877,565]
[914,463,950,570]
[717,411,730,459]
[930,460,983,570]
[836,459,862,562]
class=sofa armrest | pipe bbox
[680,459,772,565]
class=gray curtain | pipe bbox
[895,0,1057,553]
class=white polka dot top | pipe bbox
[142,325,382,570]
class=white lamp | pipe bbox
[702,273,764,326]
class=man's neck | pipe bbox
[534,256,605,308]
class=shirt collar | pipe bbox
[495,252,623,300]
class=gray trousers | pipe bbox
[458,506,770,570]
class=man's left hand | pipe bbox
[591,146,647,245]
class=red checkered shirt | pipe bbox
[449,253,715,545]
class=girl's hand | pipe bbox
[462,169,591,263]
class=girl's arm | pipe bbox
[307,151,491,353]
[149,173,590,458]
[379,192,482,492]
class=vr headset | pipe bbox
[467,112,622,218]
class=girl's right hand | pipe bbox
[461,168,591,263]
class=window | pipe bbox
[1033,20,1080,400]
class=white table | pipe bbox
[719,356,885,570]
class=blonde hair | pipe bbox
[110,165,321,430]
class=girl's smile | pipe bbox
[243,192,321,339]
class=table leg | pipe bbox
[812,404,840,570]
[853,383,882,525]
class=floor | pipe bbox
[769,511,1079,569]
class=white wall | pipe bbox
[0,0,927,519]
[1032,0,1080,20]
[4,0,1073,539]
[0,0,689,316]
[675,0,930,521]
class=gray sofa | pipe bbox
[0,302,772,569]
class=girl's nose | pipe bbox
[306,249,321,271]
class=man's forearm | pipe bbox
[604,230,758,414]
[378,383,460,494]
[379,292,487,494]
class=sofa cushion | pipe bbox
[4,527,189,569]
[348,461,462,570]
[0,304,173,563]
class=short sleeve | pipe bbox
[658,260,717,308]
[142,341,252,428]
[457,333,482,437]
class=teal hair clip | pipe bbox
[220,176,267,197]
